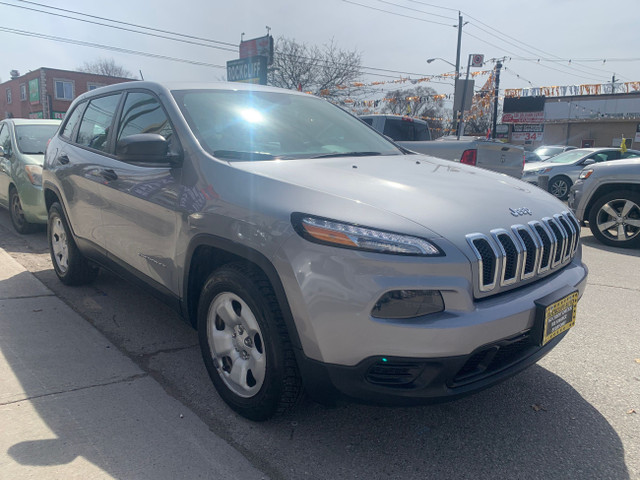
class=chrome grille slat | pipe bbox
[466,214,580,296]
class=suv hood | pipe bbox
[231,154,568,239]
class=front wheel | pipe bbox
[588,190,640,248]
[10,187,37,234]
[548,176,572,200]
[197,264,302,421]
[47,202,99,285]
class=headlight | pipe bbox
[24,165,43,186]
[534,167,553,175]
[292,214,443,256]
[579,169,594,180]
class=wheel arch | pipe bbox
[183,234,302,350]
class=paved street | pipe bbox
[0,209,638,480]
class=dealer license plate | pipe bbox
[541,291,578,345]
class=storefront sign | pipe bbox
[495,124,509,139]
[512,123,544,141]
[28,78,40,104]
[227,56,268,85]
[502,111,545,124]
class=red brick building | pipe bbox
[0,67,135,120]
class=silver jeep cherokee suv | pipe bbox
[43,81,588,420]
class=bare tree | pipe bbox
[381,85,447,136]
[268,37,362,103]
[78,58,134,78]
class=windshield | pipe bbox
[173,89,404,160]
[534,146,564,157]
[15,124,59,154]
[546,149,590,164]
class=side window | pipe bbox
[0,125,11,156]
[77,94,121,152]
[54,80,74,101]
[117,92,174,143]
[361,118,373,126]
[60,102,85,140]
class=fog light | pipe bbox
[372,290,444,319]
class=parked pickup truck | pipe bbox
[360,114,524,178]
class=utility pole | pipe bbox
[453,12,463,135]
[491,60,503,139]
[611,73,617,94]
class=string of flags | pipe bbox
[505,81,640,98]
[305,70,494,96]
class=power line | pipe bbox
[373,0,456,20]
[14,0,238,48]
[342,0,454,27]
[0,1,238,53]
[0,26,228,69]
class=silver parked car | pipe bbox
[533,145,577,161]
[43,81,588,420]
[569,158,640,248]
[0,119,61,233]
[522,147,640,200]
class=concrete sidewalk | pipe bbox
[0,248,267,479]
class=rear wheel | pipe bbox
[588,190,640,248]
[548,176,572,200]
[47,202,99,285]
[197,264,302,421]
[9,187,37,234]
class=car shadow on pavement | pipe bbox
[580,233,640,257]
[161,345,632,480]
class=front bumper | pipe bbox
[18,183,47,223]
[298,328,568,405]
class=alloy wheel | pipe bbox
[595,198,640,243]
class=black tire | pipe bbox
[9,186,38,234]
[197,263,302,421]
[588,190,640,248]
[47,202,99,285]
[548,176,572,200]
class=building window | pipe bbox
[20,84,27,101]
[54,80,74,100]
[87,83,105,91]
[6,88,12,104]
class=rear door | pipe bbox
[55,94,122,248]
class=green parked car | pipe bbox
[0,118,61,233]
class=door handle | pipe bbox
[57,154,69,165]
[99,169,118,181]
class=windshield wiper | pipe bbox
[213,150,278,161]
[311,151,383,159]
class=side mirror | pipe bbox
[116,134,181,166]
[582,158,596,166]
[0,146,7,157]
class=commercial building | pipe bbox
[1,67,134,120]
[501,82,640,149]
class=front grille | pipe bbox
[466,211,580,296]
